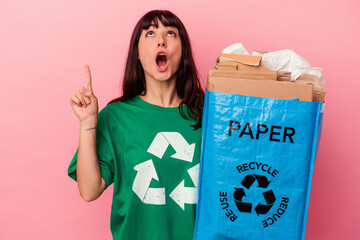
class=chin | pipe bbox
[153,72,176,82]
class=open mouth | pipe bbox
[156,52,168,71]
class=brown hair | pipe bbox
[108,10,204,129]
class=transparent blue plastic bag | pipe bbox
[194,91,323,240]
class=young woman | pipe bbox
[68,10,204,239]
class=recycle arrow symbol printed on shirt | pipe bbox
[132,132,198,210]
[132,159,165,205]
[147,132,195,162]
[170,163,199,210]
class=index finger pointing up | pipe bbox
[84,65,93,91]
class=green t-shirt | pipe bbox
[68,96,202,240]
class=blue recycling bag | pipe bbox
[194,90,323,240]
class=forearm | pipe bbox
[76,117,106,201]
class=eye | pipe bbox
[145,31,154,37]
[167,31,176,37]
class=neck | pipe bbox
[140,78,181,108]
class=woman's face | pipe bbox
[138,20,182,85]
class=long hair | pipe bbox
[108,10,204,129]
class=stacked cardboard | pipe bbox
[208,53,326,102]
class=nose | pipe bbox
[157,35,167,48]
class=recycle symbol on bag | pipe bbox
[132,132,199,210]
[233,174,276,215]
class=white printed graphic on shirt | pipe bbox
[133,160,166,205]
[132,132,199,210]
[147,132,195,162]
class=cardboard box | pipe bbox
[207,75,314,102]
[212,53,326,102]
[295,74,326,102]
[218,53,273,73]
[215,53,291,81]
[277,71,291,81]
[211,53,325,102]
[209,69,277,81]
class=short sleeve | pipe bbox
[67,106,115,188]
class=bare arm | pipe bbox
[70,65,106,202]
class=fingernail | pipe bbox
[86,99,90,104]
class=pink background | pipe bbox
[1,0,359,239]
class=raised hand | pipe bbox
[70,65,99,122]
